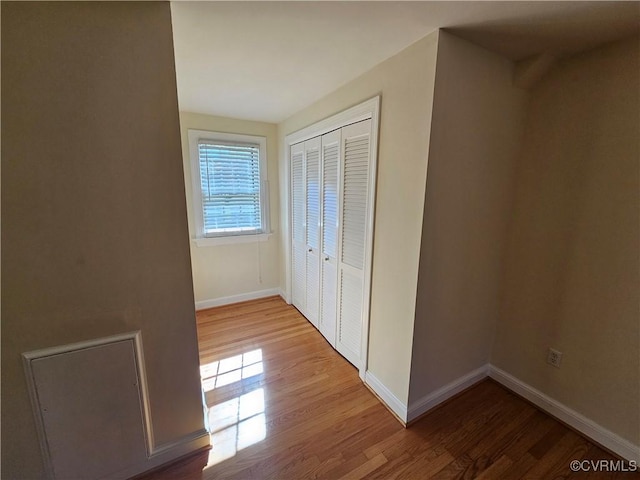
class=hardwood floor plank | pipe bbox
[367,452,413,480]
[306,451,345,479]
[337,452,387,480]
[500,452,539,479]
[316,404,399,463]
[527,422,570,460]
[521,431,588,479]
[501,410,557,461]
[475,454,514,479]
[468,402,537,461]
[391,449,454,480]
[318,452,371,480]
[137,297,635,480]
[430,453,474,480]
[544,435,590,480]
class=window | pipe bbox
[188,130,270,245]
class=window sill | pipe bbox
[193,233,272,247]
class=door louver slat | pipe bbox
[291,151,306,310]
[322,144,339,258]
[306,149,320,250]
[341,134,369,270]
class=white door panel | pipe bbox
[305,137,321,327]
[319,129,340,346]
[337,268,363,366]
[320,259,337,346]
[291,143,306,313]
[336,119,371,368]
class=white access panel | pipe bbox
[24,336,148,480]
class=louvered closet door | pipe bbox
[305,137,321,327]
[291,142,306,314]
[336,119,372,368]
[319,129,341,347]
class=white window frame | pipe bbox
[188,129,270,247]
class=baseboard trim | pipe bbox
[195,288,280,310]
[407,365,489,423]
[489,365,640,462]
[372,362,640,462]
[149,428,210,458]
[129,444,211,480]
[109,429,210,479]
[364,371,408,423]
[278,288,289,303]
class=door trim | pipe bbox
[284,96,380,379]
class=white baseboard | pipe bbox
[149,428,210,458]
[367,363,639,462]
[489,365,640,463]
[195,288,280,310]
[407,365,488,423]
[278,288,289,303]
[364,371,408,422]
[109,429,210,479]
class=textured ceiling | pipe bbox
[170,1,640,123]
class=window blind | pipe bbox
[198,141,262,235]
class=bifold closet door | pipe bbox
[290,117,374,370]
[336,119,372,368]
[291,142,306,315]
[304,137,321,327]
[318,129,341,347]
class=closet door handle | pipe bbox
[324,256,329,261]
[308,248,313,252]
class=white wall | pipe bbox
[492,36,640,446]
[278,32,439,405]
[2,3,206,478]
[180,113,281,307]
[408,32,528,406]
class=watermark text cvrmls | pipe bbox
[570,459,638,472]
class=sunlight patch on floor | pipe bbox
[200,349,264,392]
[200,349,267,469]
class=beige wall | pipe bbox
[408,32,528,403]
[278,32,439,403]
[179,113,280,305]
[1,3,205,478]
[492,36,640,444]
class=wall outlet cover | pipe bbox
[547,348,563,368]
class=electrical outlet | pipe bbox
[547,348,563,368]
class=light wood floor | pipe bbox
[138,296,636,480]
